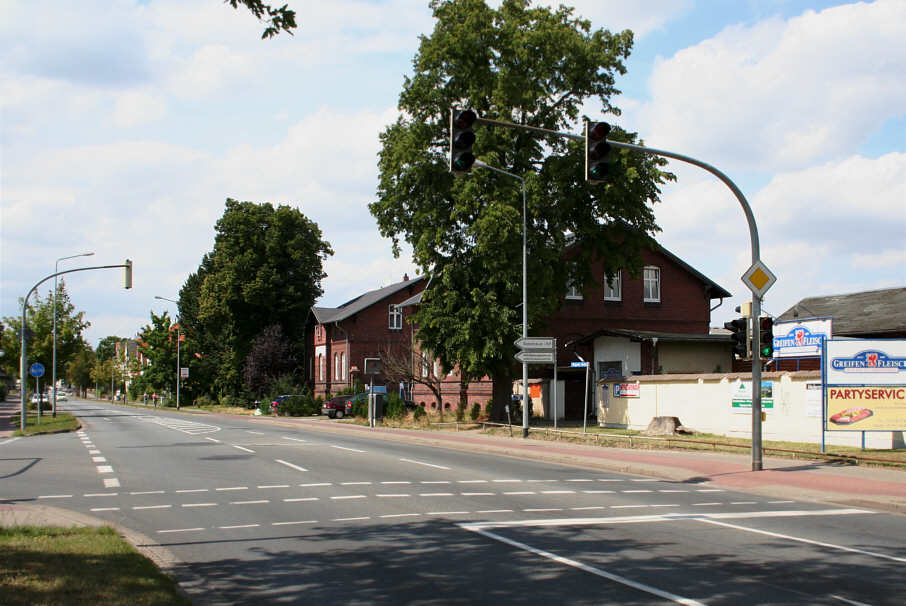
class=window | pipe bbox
[566,279,583,300]
[389,304,402,330]
[643,266,660,302]
[334,353,340,380]
[318,355,325,382]
[340,352,346,380]
[603,271,621,301]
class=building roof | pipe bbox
[776,287,906,337]
[311,275,426,324]
[654,243,732,299]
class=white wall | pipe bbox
[597,372,904,449]
[594,336,640,376]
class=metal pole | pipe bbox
[553,339,558,430]
[583,362,589,434]
[176,324,181,410]
[52,252,93,417]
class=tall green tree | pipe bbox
[133,312,178,397]
[95,336,123,361]
[190,199,332,396]
[370,0,672,411]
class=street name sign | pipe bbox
[570,361,589,368]
[515,337,555,351]
[515,350,556,364]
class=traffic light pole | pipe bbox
[19,263,133,432]
[470,117,765,469]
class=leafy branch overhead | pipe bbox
[226,0,297,39]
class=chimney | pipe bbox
[403,273,409,281]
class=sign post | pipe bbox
[514,338,557,433]
[571,360,590,432]
[29,362,45,424]
[364,358,381,428]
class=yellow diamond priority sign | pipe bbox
[741,260,776,298]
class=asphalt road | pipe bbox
[2,398,904,605]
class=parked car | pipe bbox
[30,393,47,404]
[55,391,68,401]
[321,394,356,419]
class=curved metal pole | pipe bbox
[52,252,94,417]
[473,160,530,438]
[20,263,130,432]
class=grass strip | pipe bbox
[12,413,79,437]
[0,526,191,606]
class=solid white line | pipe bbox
[96,465,114,473]
[421,493,453,497]
[282,437,307,442]
[272,520,317,526]
[464,526,705,606]
[276,459,308,472]
[341,481,372,486]
[90,507,120,512]
[259,484,290,489]
[85,492,118,497]
[38,495,72,499]
[332,445,366,453]
[205,437,221,443]
[698,517,906,563]
[400,458,451,470]
[231,444,255,453]
[103,478,120,488]
[331,495,366,500]
[300,482,330,487]
[220,524,260,529]
[830,595,873,606]
[461,492,495,496]
[134,505,172,510]
[175,489,208,493]
[92,456,107,462]
[284,497,319,502]
[131,490,165,495]
[380,513,420,518]
[182,503,218,508]
[334,516,370,521]
[377,494,411,498]
[230,499,269,505]
[158,528,204,534]
[216,486,248,492]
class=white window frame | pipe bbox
[643,266,661,303]
[389,304,402,330]
[319,355,325,382]
[566,279,583,300]
[603,271,622,301]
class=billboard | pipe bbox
[824,339,906,431]
[730,380,774,411]
[773,317,832,358]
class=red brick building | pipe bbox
[305,242,733,419]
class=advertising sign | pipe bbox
[612,383,640,398]
[730,380,774,411]
[773,317,832,358]
[824,339,906,431]
[180,367,189,379]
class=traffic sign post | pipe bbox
[29,363,45,423]
[514,337,558,430]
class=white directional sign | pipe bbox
[515,350,556,364]
[515,337,555,350]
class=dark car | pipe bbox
[321,394,357,419]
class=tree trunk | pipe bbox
[491,371,513,423]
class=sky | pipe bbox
[2,0,904,349]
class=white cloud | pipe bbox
[637,0,906,172]
[113,91,167,127]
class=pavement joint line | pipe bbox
[400,458,450,470]
[275,459,308,472]
[216,486,248,491]
[231,444,255,453]
[272,520,317,525]
[230,500,270,505]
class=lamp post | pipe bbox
[154,296,180,410]
[52,252,94,417]
[473,160,530,438]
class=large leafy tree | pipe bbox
[132,311,179,397]
[370,0,672,411]
[188,199,332,396]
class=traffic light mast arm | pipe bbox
[469,112,766,471]
[19,262,133,432]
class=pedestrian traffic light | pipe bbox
[585,121,611,183]
[759,316,774,359]
[123,259,133,289]
[449,108,477,174]
[725,317,749,359]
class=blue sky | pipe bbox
[2,0,904,348]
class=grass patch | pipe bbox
[12,413,79,437]
[0,526,190,606]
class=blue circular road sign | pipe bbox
[29,362,45,378]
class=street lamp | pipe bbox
[154,296,181,410]
[473,160,530,438]
[53,252,94,416]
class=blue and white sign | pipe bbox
[826,340,906,386]
[773,317,832,358]
[570,361,589,368]
[29,362,45,377]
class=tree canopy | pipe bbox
[370,0,673,407]
[228,0,298,39]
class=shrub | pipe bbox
[385,392,406,419]
[219,394,244,408]
[413,404,426,422]
[280,394,319,417]
[352,396,368,418]
[470,402,481,421]
[195,394,215,408]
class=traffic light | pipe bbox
[585,121,611,183]
[123,259,133,289]
[725,317,749,359]
[759,316,774,359]
[449,108,477,174]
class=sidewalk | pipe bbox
[0,394,23,438]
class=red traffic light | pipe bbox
[453,109,477,130]
[588,121,610,141]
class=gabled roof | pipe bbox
[654,243,732,299]
[776,287,906,337]
[311,275,426,324]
